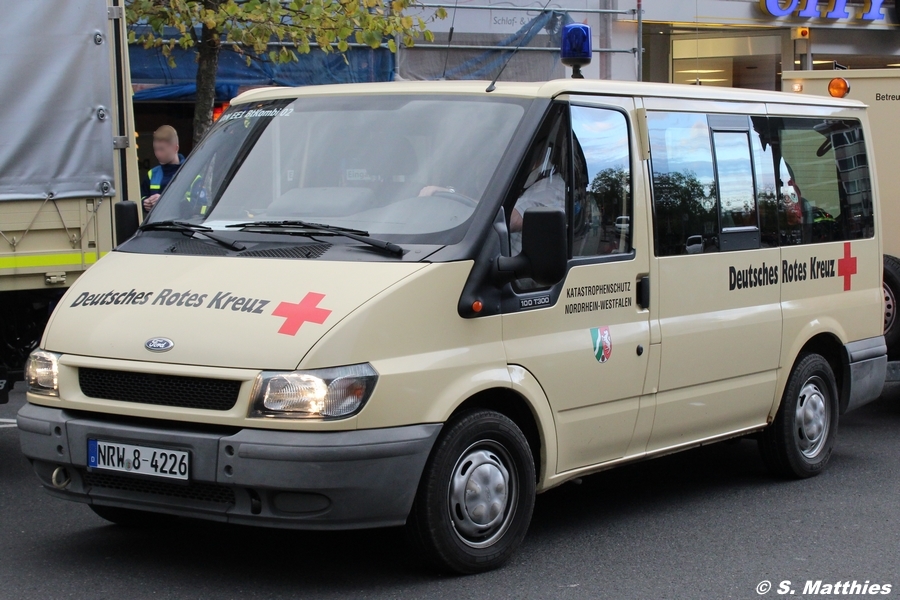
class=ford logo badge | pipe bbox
[145,337,174,352]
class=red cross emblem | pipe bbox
[272,293,332,336]
[837,242,857,292]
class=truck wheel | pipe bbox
[883,255,900,354]
[759,353,839,479]
[89,504,174,528]
[406,409,535,574]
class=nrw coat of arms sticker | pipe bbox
[590,326,612,363]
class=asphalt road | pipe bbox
[2,381,899,600]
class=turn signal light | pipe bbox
[828,77,850,98]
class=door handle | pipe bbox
[637,276,650,310]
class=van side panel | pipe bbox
[644,104,780,452]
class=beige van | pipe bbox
[18,76,886,573]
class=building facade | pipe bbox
[639,0,900,90]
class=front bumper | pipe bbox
[17,403,441,530]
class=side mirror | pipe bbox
[495,207,567,287]
[114,201,140,247]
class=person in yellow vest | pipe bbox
[140,125,184,214]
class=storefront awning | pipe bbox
[128,39,394,100]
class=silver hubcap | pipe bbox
[795,377,830,459]
[448,442,516,549]
[885,283,896,334]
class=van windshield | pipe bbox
[146,95,527,243]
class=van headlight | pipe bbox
[25,350,60,397]
[249,363,378,419]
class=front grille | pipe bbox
[79,368,241,411]
[82,471,236,505]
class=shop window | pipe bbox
[648,112,718,257]
[570,105,632,257]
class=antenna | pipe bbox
[440,0,461,79]
[486,0,556,93]
[694,0,700,85]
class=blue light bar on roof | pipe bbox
[560,23,591,79]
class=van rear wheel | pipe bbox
[759,353,838,479]
[406,409,535,574]
[883,255,900,354]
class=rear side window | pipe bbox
[649,112,874,256]
[767,117,874,244]
[713,131,756,230]
[749,118,781,249]
[647,112,718,257]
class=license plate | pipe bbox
[88,439,189,481]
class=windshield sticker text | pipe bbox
[218,107,293,123]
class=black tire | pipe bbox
[406,409,536,574]
[883,255,900,355]
[759,353,839,479]
[89,504,175,528]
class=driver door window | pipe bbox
[570,105,633,257]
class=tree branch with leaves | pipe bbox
[126,0,445,144]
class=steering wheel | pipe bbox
[433,190,478,208]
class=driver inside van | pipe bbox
[415,131,567,256]
[509,144,566,254]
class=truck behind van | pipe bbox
[18,61,886,573]
[0,0,139,403]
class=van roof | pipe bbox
[231,78,867,108]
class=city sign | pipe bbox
[759,0,886,21]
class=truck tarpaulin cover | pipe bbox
[0,0,115,202]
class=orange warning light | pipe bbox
[212,102,231,122]
[828,77,850,98]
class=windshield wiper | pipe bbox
[227,220,404,257]
[139,220,246,251]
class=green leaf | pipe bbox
[362,29,381,48]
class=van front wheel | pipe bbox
[759,353,838,479]
[406,409,535,574]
